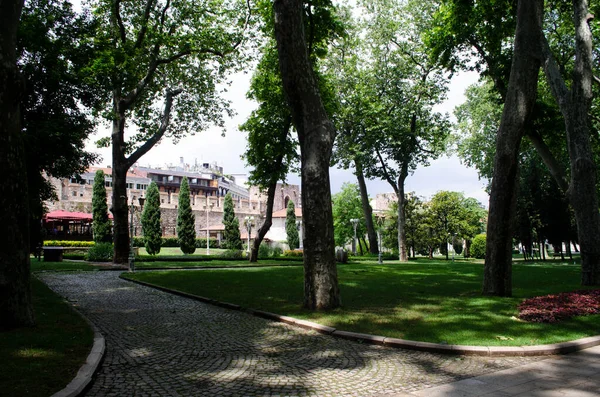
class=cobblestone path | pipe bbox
[39,272,547,397]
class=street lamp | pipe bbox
[350,218,359,255]
[296,220,303,249]
[204,201,214,255]
[375,215,384,264]
[129,196,145,272]
[245,216,254,254]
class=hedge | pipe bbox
[43,240,95,247]
[132,237,220,248]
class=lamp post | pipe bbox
[129,196,145,272]
[296,220,303,249]
[205,201,213,255]
[350,218,359,255]
[245,216,254,254]
[375,215,383,264]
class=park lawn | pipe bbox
[138,247,229,256]
[0,277,93,396]
[123,258,600,346]
[135,258,303,269]
[31,260,105,272]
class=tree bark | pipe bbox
[354,158,379,254]
[0,0,35,328]
[396,174,408,262]
[250,182,277,262]
[540,0,600,285]
[273,0,340,310]
[483,0,543,297]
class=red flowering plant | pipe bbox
[518,290,600,323]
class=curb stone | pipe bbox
[120,274,600,357]
[51,306,106,397]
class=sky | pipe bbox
[85,68,489,206]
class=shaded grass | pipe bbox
[136,259,303,269]
[0,277,93,396]
[31,260,103,272]
[123,258,600,346]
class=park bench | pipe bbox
[43,246,90,262]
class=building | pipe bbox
[46,162,301,244]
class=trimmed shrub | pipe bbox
[283,249,303,258]
[161,237,179,247]
[177,177,196,254]
[142,182,162,255]
[258,244,272,259]
[471,234,486,259]
[92,170,112,243]
[44,240,95,247]
[219,249,243,259]
[272,246,283,257]
[195,237,219,249]
[285,200,299,249]
[222,193,243,250]
[85,242,113,262]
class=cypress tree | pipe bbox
[286,200,299,249]
[177,177,196,254]
[141,181,162,255]
[92,170,112,243]
[222,193,243,250]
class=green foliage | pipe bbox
[85,242,113,262]
[283,249,303,258]
[285,200,299,249]
[141,182,161,255]
[272,246,283,257]
[219,249,244,259]
[258,244,272,259]
[176,177,196,254]
[332,183,364,248]
[471,234,487,259]
[43,240,95,247]
[195,238,220,249]
[92,170,111,243]
[222,193,242,250]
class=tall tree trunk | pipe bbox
[483,0,543,297]
[273,0,340,310]
[540,0,600,285]
[396,178,408,262]
[354,158,378,254]
[0,0,35,328]
[250,182,277,262]
[111,114,130,264]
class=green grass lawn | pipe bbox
[0,277,93,396]
[31,260,104,272]
[138,247,229,256]
[123,258,600,346]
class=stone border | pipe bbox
[51,308,106,397]
[121,275,600,357]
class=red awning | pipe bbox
[44,210,113,221]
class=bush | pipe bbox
[258,244,272,259]
[219,249,243,259]
[43,240,95,247]
[336,248,348,264]
[283,249,303,258]
[161,237,179,247]
[471,234,486,259]
[272,246,283,257]
[195,237,219,249]
[85,242,113,262]
[518,290,600,323]
[453,241,463,255]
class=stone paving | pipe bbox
[40,271,550,397]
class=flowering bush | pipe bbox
[518,290,600,323]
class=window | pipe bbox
[126,183,134,189]
[72,191,77,197]
[136,184,147,190]
[105,181,112,187]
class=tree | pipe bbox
[86,0,251,264]
[18,0,98,251]
[273,0,341,310]
[429,191,468,260]
[222,193,242,250]
[0,0,35,328]
[92,170,111,243]
[141,182,161,255]
[331,183,365,250]
[484,0,544,296]
[285,200,299,249]
[177,177,196,254]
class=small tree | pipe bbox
[177,177,196,254]
[222,193,242,250]
[92,170,111,243]
[141,182,161,255]
[471,234,487,259]
[286,200,299,249]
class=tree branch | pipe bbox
[126,87,183,168]
[525,131,569,192]
[114,0,127,43]
[375,147,399,194]
[540,34,571,118]
[134,0,156,49]
[594,75,600,87]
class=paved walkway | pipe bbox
[39,272,599,397]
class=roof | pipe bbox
[272,207,302,218]
[44,209,113,221]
